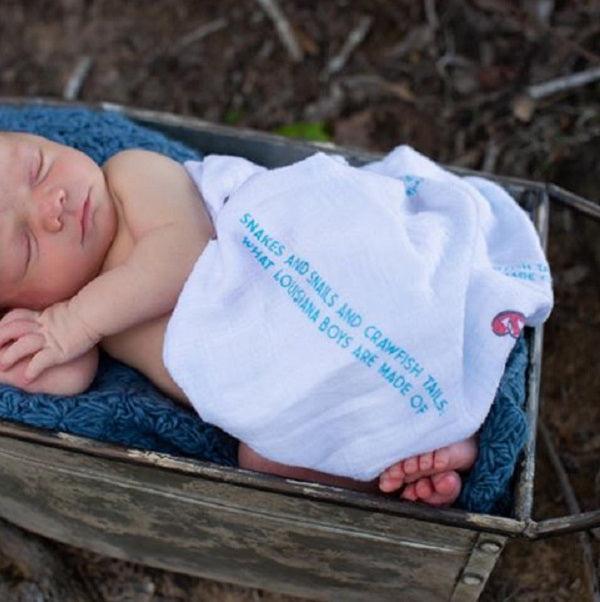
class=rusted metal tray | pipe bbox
[0,98,598,602]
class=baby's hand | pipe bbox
[0,304,101,382]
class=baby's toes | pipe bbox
[415,477,434,500]
[400,482,419,502]
[403,456,419,476]
[418,451,434,472]
[388,462,405,481]
[433,446,451,471]
[401,472,462,506]
[379,465,405,492]
[426,471,462,506]
[387,463,405,483]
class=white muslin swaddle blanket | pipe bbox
[163,146,553,480]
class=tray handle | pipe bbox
[522,185,600,539]
[528,510,600,539]
[523,420,600,539]
[547,183,600,220]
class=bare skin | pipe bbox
[379,437,478,504]
[0,134,477,504]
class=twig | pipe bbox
[540,421,594,524]
[435,53,474,77]
[482,139,501,172]
[174,18,228,51]
[63,55,93,101]
[526,0,555,26]
[254,0,303,63]
[339,74,416,102]
[476,0,600,66]
[326,15,373,76]
[384,25,433,60]
[540,422,600,602]
[527,66,600,99]
[128,18,228,90]
[423,0,439,30]
[555,126,600,148]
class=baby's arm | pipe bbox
[0,150,212,381]
[70,150,211,339]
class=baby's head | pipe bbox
[0,132,118,311]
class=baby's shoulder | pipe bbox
[103,149,183,184]
[101,149,208,237]
[102,149,198,213]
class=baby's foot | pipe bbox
[379,437,477,493]
[400,470,462,506]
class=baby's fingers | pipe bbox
[23,348,63,383]
[0,308,39,326]
[0,319,40,349]
[0,333,45,371]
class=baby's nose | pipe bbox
[40,188,66,232]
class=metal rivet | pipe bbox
[462,573,483,586]
[479,540,502,553]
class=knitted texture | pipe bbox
[457,335,529,514]
[0,104,529,514]
[0,353,239,465]
[0,105,197,164]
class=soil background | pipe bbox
[0,1,598,601]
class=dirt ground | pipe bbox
[0,1,598,600]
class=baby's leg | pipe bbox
[379,437,478,493]
[239,438,476,507]
[238,442,378,492]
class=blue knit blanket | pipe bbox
[0,105,529,514]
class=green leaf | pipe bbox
[274,121,331,142]
[223,109,243,125]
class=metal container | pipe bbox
[0,98,598,602]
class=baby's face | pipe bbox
[0,133,117,310]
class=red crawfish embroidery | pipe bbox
[491,311,526,339]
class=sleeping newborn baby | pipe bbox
[0,132,553,505]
